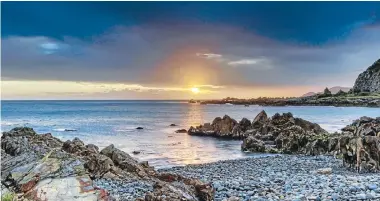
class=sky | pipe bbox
[1,2,380,100]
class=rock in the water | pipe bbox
[132,150,141,155]
[170,124,177,126]
[176,129,187,133]
[136,127,144,129]
[188,115,240,138]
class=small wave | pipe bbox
[1,121,24,126]
[53,128,77,132]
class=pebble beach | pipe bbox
[157,155,380,201]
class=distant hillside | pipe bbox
[301,86,351,97]
[329,86,351,94]
[301,92,317,97]
[353,59,380,93]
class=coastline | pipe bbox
[1,112,379,200]
[191,92,380,108]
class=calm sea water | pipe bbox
[1,100,379,168]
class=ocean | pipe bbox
[1,100,379,168]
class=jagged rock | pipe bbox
[252,110,268,128]
[1,135,30,156]
[2,128,63,157]
[238,118,251,131]
[188,115,241,138]
[100,144,146,176]
[2,127,36,137]
[241,136,265,152]
[86,144,99,154]
[335,117,380,172]
[353,59,380,93]
[84,154,115,178]
[212,115,238,137]
[155,173,215,201]
[242,112,328,154]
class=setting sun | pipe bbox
[191,87,200,94]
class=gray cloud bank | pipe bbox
[2,24,380,88]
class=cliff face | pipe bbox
[353,59,380,93]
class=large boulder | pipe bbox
[188,115,240,138]
[211,115,238,137]
[100,144,148,177]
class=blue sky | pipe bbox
[2,2,380,99]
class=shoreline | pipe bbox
[159,155,380,201]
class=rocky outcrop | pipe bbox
[188,115,241,138]
[241,113,380,172]
[1,127,214,201]
[241,112,328,154]
[353,59,380,93]
[337,117,380,172]
[188,112,271,139]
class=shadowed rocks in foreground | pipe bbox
[1,127,214,201]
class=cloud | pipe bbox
[228,59,259,66]
[227,57,273,70]
[2,23,380,91]
[196,53,222,59]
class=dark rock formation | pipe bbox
[353,59,380,93]
[241,112,328,154]
[337,117,380,172]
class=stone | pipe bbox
[175,129,187,133]
[132,151,141,155]
[136,127,144,129]
[368,184,378,190]
[316,168,332,175]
